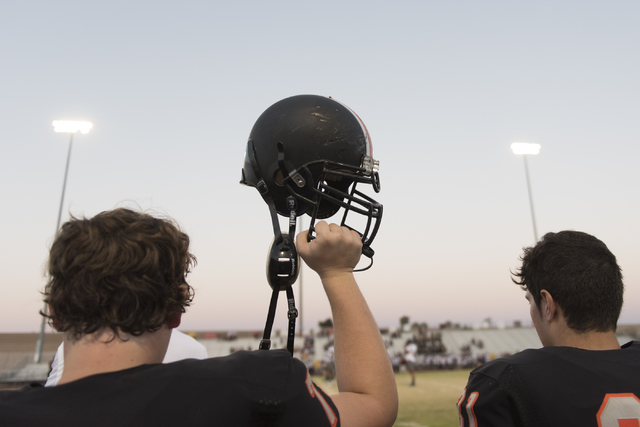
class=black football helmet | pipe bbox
[240,94,383,258]
[241,95,383,355]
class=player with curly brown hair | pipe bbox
[0,208,397,427]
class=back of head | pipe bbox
[513,230,623,332]
[44,208,196,339]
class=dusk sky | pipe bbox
[1,1,639,335]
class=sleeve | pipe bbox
[458,371,517,427]
[277,361,340,427]
[305,375,340,427]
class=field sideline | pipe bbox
[314,369,471,427]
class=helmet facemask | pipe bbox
[278,155,382,260]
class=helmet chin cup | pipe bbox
[266,234,299,291]
[261,229,300,355]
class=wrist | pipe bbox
[319,269,355,284]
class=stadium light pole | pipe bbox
[34,120,93,364]
[511,142,541,243]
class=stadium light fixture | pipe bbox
[511,142,541,155]
[34,120,93,364]
[52,120,93,134]
[511,142,540,243]
[50,120,93,254]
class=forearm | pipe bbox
[323,273,398,427]
[294,223,397,426]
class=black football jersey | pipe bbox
[458,341,640,427]
[0,349,339,427]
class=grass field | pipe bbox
[315,369,471,427]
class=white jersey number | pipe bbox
[597,394,640,427]
[458,391,640,427]
[457,388,478,427]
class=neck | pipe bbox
[58,326,171,385]
[552,327,620,350]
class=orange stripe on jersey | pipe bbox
[305,371,338,427]
[312,383,338,427]
[457,388,466,427]
[305,371,316,397]
[466,391,479,427]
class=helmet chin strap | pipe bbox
[256,180,298,356]
[245,139,300,355]
[259,199,299,355]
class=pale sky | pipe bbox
[1,1,639,335]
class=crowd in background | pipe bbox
[219,325,509,378]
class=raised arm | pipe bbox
[296,221,398,427]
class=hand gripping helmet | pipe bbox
[240,94,383,260]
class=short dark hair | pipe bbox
[43,208,196,339]
[512,231,623,332]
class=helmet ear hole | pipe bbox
[314,176,351,218]
[315,200,342,219]
[273,169,284,186]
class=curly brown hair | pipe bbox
[42,208,196,339]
